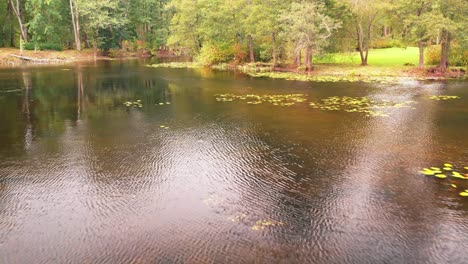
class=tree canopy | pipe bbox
[0,0,466,70]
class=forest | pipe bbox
[0,0,467,71]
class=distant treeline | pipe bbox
[0,0,466,70]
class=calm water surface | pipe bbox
[0,61,467,263]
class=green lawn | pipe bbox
[315,47,420,66]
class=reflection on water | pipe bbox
[0,61,468,263]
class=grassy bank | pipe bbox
[147,47,466,82]
[315,47,420,66]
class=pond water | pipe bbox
[1,60,467,263]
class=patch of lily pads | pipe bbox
[310,96,417,117]
[247,72,400,83]
[428,95,460,100]
[215,93,416,117]
[215,93,307,106]
[123,100,143,108]
[147,62,202,69]
[227,212,285,231]
[419,163,468,197]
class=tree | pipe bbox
[77,0,128,57]
[281,0,341,70]
[436,0,467,71]
[9,0,28,42]
[128,0,171,52]
[400,0,437,69]
[26,0,67,49]
[167,0,202,54]
[69,0,81,50]
[342,0,389,66]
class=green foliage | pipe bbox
[426,44,468,67]
[425,45,440,65]
[373,38,403,49]
[23,42,63,51]
[196,43,233,65]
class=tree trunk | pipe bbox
[10,18,14,47]
[93,33,97,59]
[418,41,424,69]
[272,32,277,67]
[439,30,450,72]
[305,46,312,71]
[356,24,367,66]
[248,35,254,63]
[83,32,90,49]
[295,49,301,66]
[69,0,81,50]
[9,0,27,43]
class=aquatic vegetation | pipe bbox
[309,96,416,117]
[251,220,284,231]
[429,95,460,100]
[123,100,143,108]
[214,94,415,117]
[147,62,202,69]
[419,163,468,197]
[247,71,401,83]
[228,213,248,223]
[160,125,170,129]
[215,93,308,106]
[156,102,171,105]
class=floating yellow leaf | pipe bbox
[444,163,453,167]
[419,170,434,176]
[459,192,468,197]
[451,184,457,188]
[435,174,447,179]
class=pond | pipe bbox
[1,60,467,263]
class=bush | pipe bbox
[232,43,247,64]
[23,42,63,51]
[196,43,233,65]
[425,45,440,65]
[425,44,467,67]
[373,38,403,49]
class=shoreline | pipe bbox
[0,48,162,67]
[1,48,465,83]
[148,62,466,83]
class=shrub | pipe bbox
[373,38,403,49]
[232,43,247,64]
[23,42,63,51]
[425,44,467,67]
[425,45,440,65]
[196,43,233,65]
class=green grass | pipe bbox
[315,47,420,66]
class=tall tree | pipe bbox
[342,0,389,66]
[9,0,28,42]
[77,0,128,57]
[436,0,467,71]
[281,0,341,70]
[69,0,81,50]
